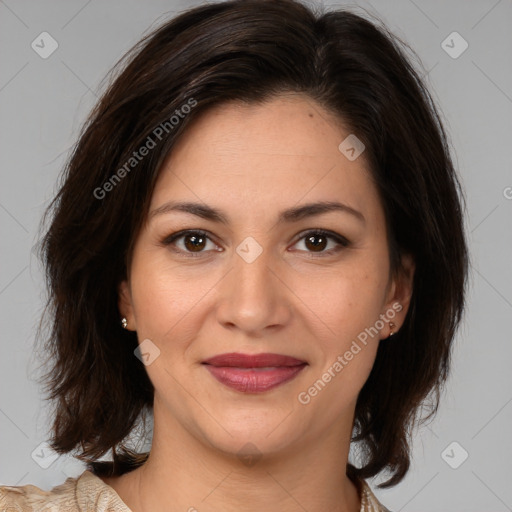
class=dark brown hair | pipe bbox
[37,0,468,488]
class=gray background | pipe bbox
[0,0,511,510]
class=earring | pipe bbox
[389,322,396,337]
[121,317,128,329]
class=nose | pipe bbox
[215,240,293,336]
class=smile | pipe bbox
[202,352,307,393]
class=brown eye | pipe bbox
[183,233,207,252]
[304,233,328,252]
[162,230,220,258]
[292,229,350,256]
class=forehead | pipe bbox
[150,94,382,226]
[167,93,348,160]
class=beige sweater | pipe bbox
[0,470,390,511]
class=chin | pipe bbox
[197,411,303,459]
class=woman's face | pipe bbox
[119,93,413,458]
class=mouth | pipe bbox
[201,352,308,393]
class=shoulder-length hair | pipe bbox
[37,0,468,487]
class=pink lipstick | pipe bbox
[202,352,307,393]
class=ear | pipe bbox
[380,253,415,339]
[118,279,136,331]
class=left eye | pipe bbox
[291,229,350,255]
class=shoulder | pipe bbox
[0,474,79,512]
[358,478,393,512]
[0,470,131,512]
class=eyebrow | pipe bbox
[149,200,365,224]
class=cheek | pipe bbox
[128,250,217,343]
[296,265,384,414]
[294,258,388,342]
[326,261,389,388]
[292,255,388,400]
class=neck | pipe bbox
[106,402,361,512]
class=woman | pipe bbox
[0,0,468,510]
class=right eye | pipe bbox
[161,230,222,258]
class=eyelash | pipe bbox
[161,229,350,259]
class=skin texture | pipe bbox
[107,93,414,512]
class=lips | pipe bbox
[202,352,307,393]
[203,352,306,368]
